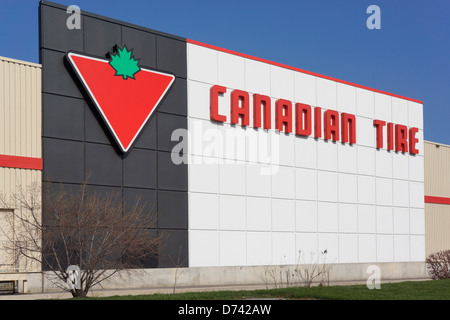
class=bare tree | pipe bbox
[0,181,165,298]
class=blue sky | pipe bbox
[0,0,449,145]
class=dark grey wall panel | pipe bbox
[43,94,84,141]
[133,115,157,150]
[123,149,157,189]
[157,151,188,191]
[158,78,187,116]
[43,138,84,183]
[158,229,188,268]
[121,27,156,68]
[84,16,122,57]
[156,36,187,79]
[157,113,187,152]
[41,49,83,98]
[158,191,188,229]
[40,5,83,53]
[40,0,188,269]
[85,143,122,186]
[123,188,157,223]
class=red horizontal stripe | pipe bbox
[425,196,450,205]
[187,39,423,104]
[0,154,43,170]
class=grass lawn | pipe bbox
[80,279,450,300]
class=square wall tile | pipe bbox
[339,234,358,263]
[295,137,317,169]
[271,66,294,100]
[219,161,246,195]
[358,205,376,234]
[247,197,271,231]
[377,235,394,262]
[272,199,295,232]
[296,200,317,232]
[316,78,337,111]
[337,83,356,114]
[189,155,218,193]
[294,72,316,106]
[218,52,245,90]
[338,143,357,174]
[358,175,376,205]
[318,202,338,233]
[394,235,410,262]
[189,230,219,267]
[392,97,408,125]
[410,235,425,261]
[220,231,246,266]
[359,234,376,263]
[356,88,374,118]
[272,232,296,265]
[376,177,393,206]
[245,59,271,96]
[338,173,357,203]
[295,168,317,201]
[272,166,295,199]
[339,203,358,233]
[376,206,393,234]
[247,232,272,265]
[296,233,318,262]
[187,44,217,84]
[374,93,391,122]
[317,171,338,202]
[219,195,246,231]
[189,193,219,230]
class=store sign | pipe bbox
[66,46,175,153]
[210,85,420,155]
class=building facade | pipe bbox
[0,1,448,293]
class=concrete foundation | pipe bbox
[6,261,430,294]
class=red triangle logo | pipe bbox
[66,51,175,153]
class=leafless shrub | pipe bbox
[426,250,450,280]
[0,181,165,297]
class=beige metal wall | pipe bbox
[0,56,42,202]
[0,56,42,273]
[424,141,450,255]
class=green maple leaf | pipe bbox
[109,46,141,80]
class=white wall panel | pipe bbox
[316,78,337,111]
[339,234,358,263]
[247,197,271,231]
[356,88,374,118]
[376,206,393,234]
[271,66,294,100]
[392,97,408,125]
[296,200,317,232]
[318,202,338,232]
[295,137,317,169]
[338,143,357,174]
[295,168,317,201]
[187,44,217,84]
[338,173,357,203]
[247,232,272,265]
[359,234,377,263]
[245,59,271,96]
[219,195,246,230]
[189,193,219,230]
[338,203,358,233]
[377,235,394,262]
[374,93,391,122]
[294,72,316,106]
[394,235,410,262]
[317,171,338,202]
[217,52,245,90]
[358,205,376,234]
[337,83,356,114]
[220,231,246,266]
[272,199,295,232]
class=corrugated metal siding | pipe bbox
[424,141,450,255]
[425,203,450,255]
[0,56,42,159]
[0,57,42,273]
[424,141,450,198]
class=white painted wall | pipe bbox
[186,43,425,267]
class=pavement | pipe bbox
[0,278,431,300]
